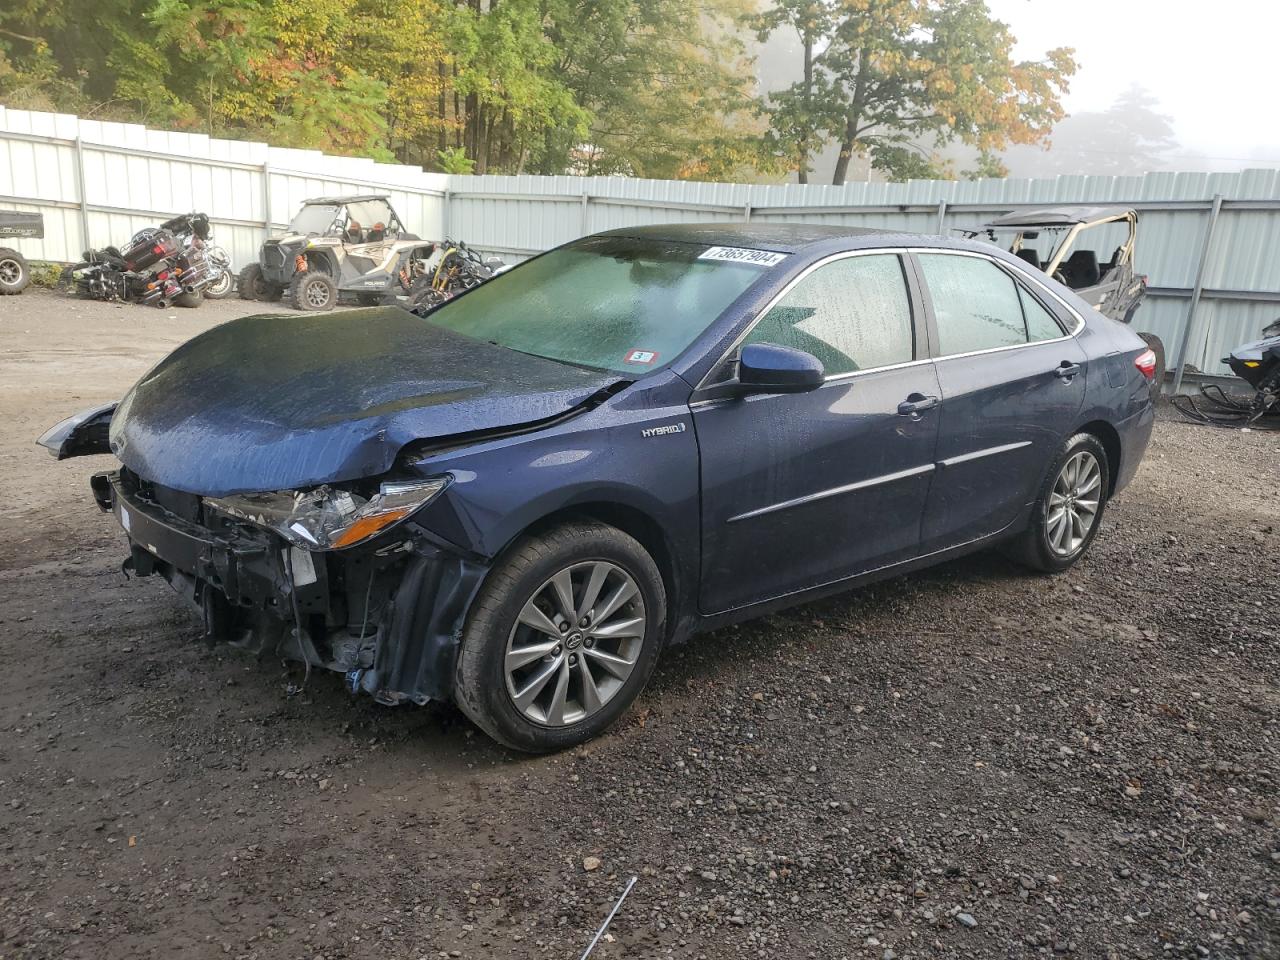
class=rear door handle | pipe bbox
[897,393,940,417]
[1054,361,1082,380]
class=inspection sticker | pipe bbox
[624,349,659,365]
[698,246,788,267]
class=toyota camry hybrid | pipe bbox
[39,223,1156,752]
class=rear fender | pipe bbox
[37,403,116,459]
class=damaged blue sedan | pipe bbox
[39,224,1156,751]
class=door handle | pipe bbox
[897,393,940,417]
[1054,361,1082,380]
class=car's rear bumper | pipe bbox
[95,469,486,703]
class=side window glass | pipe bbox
[743,254,913,376]
[1019,284,1066,342]
[918,254,1027,354]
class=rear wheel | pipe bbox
[453,522,666,752]
[289,271,337,311]
[1004,433,1110,574]
[173,290,204,308]
[0,247,30,295]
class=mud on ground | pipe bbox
[1,288,1277,959]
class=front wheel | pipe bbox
[203,270,233,299]
[1004,433,1110,574]
[453,522,666,752]
[237,263,263,301]
[289,271,337,311]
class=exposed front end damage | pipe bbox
[96,468,488,703]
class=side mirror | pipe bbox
[736,342,825,395]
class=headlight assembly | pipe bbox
[205,476,450,550]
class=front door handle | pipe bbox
[1054,361,1082,380]
[897,393,940,417]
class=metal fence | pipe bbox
[4,105,1279,380]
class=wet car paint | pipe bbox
[42,224,1155,706]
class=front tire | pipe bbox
[0,247,30,295]
[453,522,666,752]
[203,270,233,299]
[289,271,337,311]
[1005,433,1110,574]
[237,263,263,301]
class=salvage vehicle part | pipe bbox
[1172,317,1280,428]
[202,243,234,299]
[0,209,43,295]
[960,206,1164,394]
[239,194,436,310]
[39,223,1155,752]
[405,239,504,314]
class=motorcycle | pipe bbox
[64,212,225,308]
[405,239,504,315]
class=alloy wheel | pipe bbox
[504,561,646,727]
[305,281,331,309]
[1045,450,1102,556]
[0,258,21,285]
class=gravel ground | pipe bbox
[1,288,1278,960]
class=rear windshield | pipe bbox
[420,236,772,374]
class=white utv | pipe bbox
[239,195,436,311]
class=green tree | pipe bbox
[757,0,1076,184]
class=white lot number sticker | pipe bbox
[698,246,788,267]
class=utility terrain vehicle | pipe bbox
[0,210,43,295]
[238,195,435,311]
[962,206,1165,389]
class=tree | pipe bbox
[757,0,1076,184]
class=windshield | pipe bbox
[288,203,341,236]
[420,236,772,373]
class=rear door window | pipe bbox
[744,254,914,376]
[918,254,1027,355]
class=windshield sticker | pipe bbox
[624,349,659,366]
[698,246,788,267]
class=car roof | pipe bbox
[594,222,907,254]
[984,205,1135,227]
[303,194,391,205]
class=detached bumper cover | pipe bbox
[98,470,487,703]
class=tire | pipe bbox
[1136,332,1166,398]
[289,271,337,311]
[453,522,666,752]
[173,290,204,308]
[1004,433,1110,574]
[238,263,263,301]
[203,270,233,300]
[0,247,30,295]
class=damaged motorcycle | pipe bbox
[405,239,504,314]
[64,212,223,307]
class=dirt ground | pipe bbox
[1,287,1277,960]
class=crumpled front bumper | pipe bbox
[95,469,487,704]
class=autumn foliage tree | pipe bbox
[755,0,1076,183]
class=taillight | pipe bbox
[152,244,165,255]
[1135,349,1157,380]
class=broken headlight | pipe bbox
[204,477,450,550]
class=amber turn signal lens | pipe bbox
[329,508,414,549]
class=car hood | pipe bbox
[109,308,619,496]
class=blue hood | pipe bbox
[109,308,617,496]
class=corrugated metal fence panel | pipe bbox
[4,106,1280,374]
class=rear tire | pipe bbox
[453,522,666,752]
[1004,432,1110,574]
[0,248,30,295]
[173,290,204,308]
[289,271,337,311]
[1136,332,1165,398]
